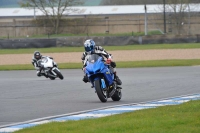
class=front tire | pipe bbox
[111,87,122,101]
[95,79,107,103]
[54,69,64,80]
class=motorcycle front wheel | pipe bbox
[95,79,107,103]
[54,69,64,80]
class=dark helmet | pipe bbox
[34,51,41,60]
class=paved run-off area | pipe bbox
[0,49,200,65]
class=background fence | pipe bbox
[0,13,200,38]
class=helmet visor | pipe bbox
[35,55,41,59]
[85,46,92,52]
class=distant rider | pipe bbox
[31,51,53,77]
[81,39,122,86]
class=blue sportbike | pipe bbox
[85,54,122,102]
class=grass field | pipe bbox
[15,100,200,133]
[1,59,200,71]
[0,43,200,54]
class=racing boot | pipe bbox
[114,72,122,85]
[83,75,89,83]
[37,71,42,77]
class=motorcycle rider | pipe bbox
[31,51,53,77]
[81,39,122,87]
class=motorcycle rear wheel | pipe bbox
[111,87,122,101]
[95,79,107,103]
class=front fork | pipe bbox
[43,67,59,77]
[92,78,107,90]
[90,77,106,89]
[51,67,60,75]
[101,79,106,89]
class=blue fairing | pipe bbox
[85,54,113,86]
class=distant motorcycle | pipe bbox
[85,54,122,102]
[37,57,64,80]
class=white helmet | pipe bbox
[84,39,95,52]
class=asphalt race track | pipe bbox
[0,67,200,127]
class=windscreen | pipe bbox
[37,57,48,66]
[41,57,48,63]
[87,54,101,63]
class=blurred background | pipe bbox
[0,0,199,39]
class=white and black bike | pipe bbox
[37,57,64,80]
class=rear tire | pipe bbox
[111,87,122,101]
[95,79,107,103]
[54,69,64,80]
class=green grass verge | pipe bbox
[1,59,200,71]
[0,43,200,54]
[0,63,82,70]
[15,99,200,133]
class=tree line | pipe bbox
[100,0,200,5]
[20,0,199,35]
